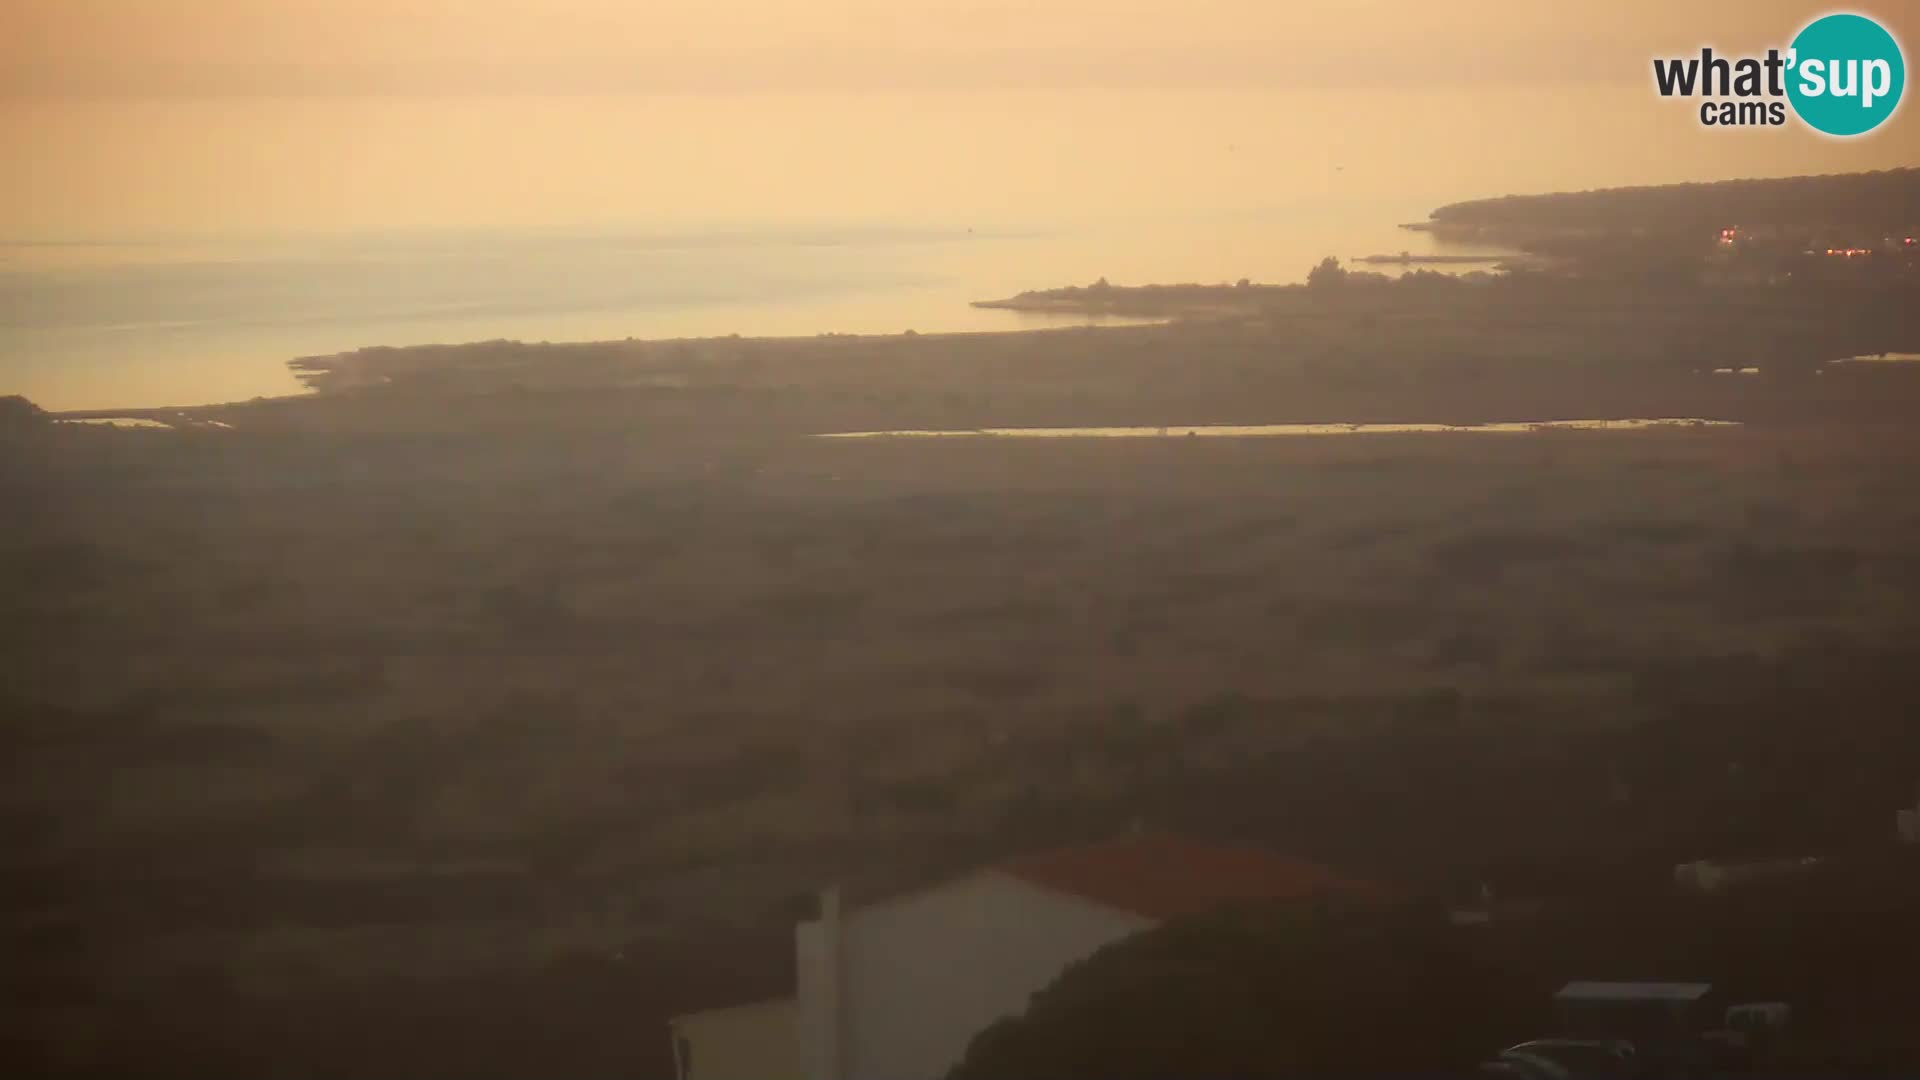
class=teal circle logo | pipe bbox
[1787,13,1905,136]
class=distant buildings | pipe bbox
[1552,981,1716,1046]
[1673,856,1821,894]
[668,833,1380,1080]
[1448,881,1546,927]
[1706,222,1918,281]
[1482,981,1794,1075]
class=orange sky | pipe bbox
[1,2,1913,238]
[5,0,1898,93]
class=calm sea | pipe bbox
[1,87,1903,410]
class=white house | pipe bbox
[671,832,1379,1080]
[670,998,799,1080]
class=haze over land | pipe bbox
[4,2,1917,410]
[6,2,1920,1077]
[8,164,1920,1074]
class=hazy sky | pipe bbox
[1,2,1913,238]
[4,0,1917,411]
[3,0,1892,94]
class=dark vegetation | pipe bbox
[969,253,1914,356]
[7,174,1920,1076]
[11,408,1920,1075]
[949,853,1920,1078]
[1414,169,1920,279]
[0,394,47,435]
[949,899,1523,1079]
[1428,168,1920,234]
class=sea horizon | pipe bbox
[4,84,1911,411]
[2,200,1498,411]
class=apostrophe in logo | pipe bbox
[1652,11,1905,137]
[1787,13,1905,136]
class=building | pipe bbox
[1447,887,1546,927]
[1552,981,1717,1047]
[669,998,800,1080]
[671,832,1380,1080]
[1673,856,1821,893]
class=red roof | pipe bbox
[995,832,1382,920]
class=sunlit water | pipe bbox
[1833,353,1920,365]
[3,217,1503,410]
[819,419,1742,439]
[2,87,1906,410]
[52,416,174,429]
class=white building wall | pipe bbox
[796,905,836,1080]
[670,999,798,1080]
[797,871,1153,1080]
